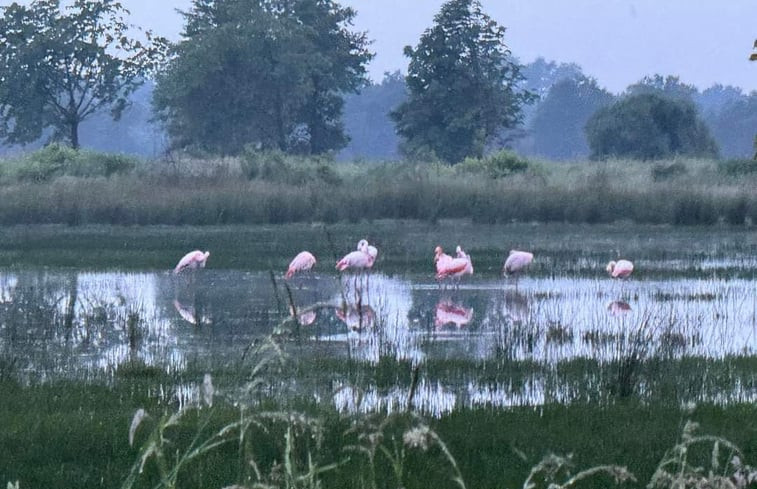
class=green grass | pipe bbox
[1,376,755,489]
[0,150,756,226]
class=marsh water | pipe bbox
[2,235,755,416]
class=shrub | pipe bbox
[651,161,687,181]
[14,144,138,181]
[241,147,341,186]
[586,93,719,160]
[718,158,757,176]
[456,150,528,179]
[15,143,75,181]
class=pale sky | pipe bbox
[8,0,757,94]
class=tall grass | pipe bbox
[0,149,755,226]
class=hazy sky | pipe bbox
[11,0,757,94]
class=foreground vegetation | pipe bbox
[0,146,756,227]
[1,365,756,489]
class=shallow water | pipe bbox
[1,266,754,414]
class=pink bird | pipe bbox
[503,250,533,277]
[336,240,375,271]
[455,246,473,276]
[285,251,316,279]
[174,250,210,274]
[435,245,472,280]
[607,259,634,278]
[434,246,453,275]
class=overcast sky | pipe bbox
[10,0,757,94]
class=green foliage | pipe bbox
[457,150,529,179]
[391,0,534,163]
[241,148,342,186]
[153,0,372,156]
[13,144,137,182]
[651,161,688,181]
[0,0,167,149]
[718,158,757,176]
[586,93,719,160]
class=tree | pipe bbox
[0,0,166,149]
[625,74,699,102]
[586,93,718,160]
[750,39,757,158]
[391,0,534,163]
[703,93,757,159]
[153,0,372,156]
[529,76,614,160]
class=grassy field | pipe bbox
[0,148,756,226]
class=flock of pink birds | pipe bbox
[173,242,634,282]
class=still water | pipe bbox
[1,268,755,414]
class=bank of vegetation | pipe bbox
[0,145,756,227]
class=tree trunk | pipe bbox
[69,119,80,149]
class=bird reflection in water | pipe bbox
[289,306,317,326]
[336,304,375,331]
[502,290,530,323]
[607,300,632,316]
[434,300,473,330]
[172,299,208,325]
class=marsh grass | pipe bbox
[0,151,756,226]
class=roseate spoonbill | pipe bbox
[455,246,473,276]
[367,244,378,261]
[174,250,210,274]
[336,246,374,271]
[503,250,533,277]
[285,251,317,279]
[435,245,472,284]
[503,250,533,289]
[607,259,634,278]
[434,246,453,271]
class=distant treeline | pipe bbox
[0,146,755,226]
[2,64,752,163]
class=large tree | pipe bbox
[0,0,166,149]
[153,0,372,156]
[391,0,533,164]
[586,93,718,160]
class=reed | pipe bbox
[0,150,755,226]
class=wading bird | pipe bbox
[174,250,210,274]
[435,245,473,283]
[607,259,634,279]
[285,251,317,279]
[336,240,375,271]
[503,250,533,288]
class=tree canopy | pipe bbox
[153,0,372,156]
[391,0,533,164]
[0,0,166,149]
[586,93,718,160]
